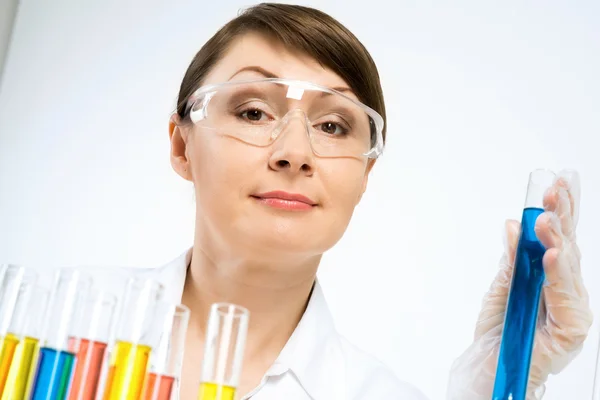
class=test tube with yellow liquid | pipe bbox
[0,265,37,396]
[101,278,164,400]
[198,303,249,400]
[67,291,117,400]
[140,304,189,400]
[1,285,48,400]
[28,268,92,400]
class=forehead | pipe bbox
[202,32,352,93]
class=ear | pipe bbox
[169,113,193,182]
[356,159,376,205]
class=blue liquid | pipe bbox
[29,347,76,400]
[492,207,546,400]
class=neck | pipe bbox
[181,234,321,362]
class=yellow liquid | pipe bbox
[0,334,20,395]
[102,341,151,400]
[1,336,40,400]
[197,383,236,400]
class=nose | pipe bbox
[268,110,315,176]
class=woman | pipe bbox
[144,3,592,399]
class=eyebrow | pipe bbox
[229,66,278,80]
[228,65,353,94]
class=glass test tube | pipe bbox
[593,335,600,400]
[140,304,190,400]
[492,169,556,400]
[67,291,117,400]
[198,303,249,400]
[29,268,92,400]
[1,285,48,400]
[102,277,164,400]
[0,265,37,395]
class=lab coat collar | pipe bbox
[272,277,345,399]
[151,247,191,305]
[152,248,345,400]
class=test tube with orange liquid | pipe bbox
[101,277,164,400]
[0,265,37,396]
[197,303,249,400]
[140,304,189,400]
[67,291,117,400]
[1,285,48,400]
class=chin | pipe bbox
[237,224,337,259]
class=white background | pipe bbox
[1,0,599,399]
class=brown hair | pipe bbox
[176,3,387,141]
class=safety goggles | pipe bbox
[184,78,385,159]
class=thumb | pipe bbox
[474,219,521,339]
[504,219,521,265]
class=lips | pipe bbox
[252,191,317,210]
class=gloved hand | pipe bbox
[446,170,593,399]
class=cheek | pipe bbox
[320,160,368,211]
[188,136,260,207]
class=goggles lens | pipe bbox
[186,79,384,159]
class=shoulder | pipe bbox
[336,334,429,400]
[63,265,156,298]
[82,249,190,301]
[42,253,184,299]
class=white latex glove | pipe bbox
[446,170,593,399]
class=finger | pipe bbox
[557,169,581,228]
[542,248,575,345]
[535,211,563,250]
[541,248,591,351]
[543,185,575,239]
[543,170,580,235]
[543,248,575,296]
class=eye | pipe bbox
[241,109,268,122]
[318,121,347,135]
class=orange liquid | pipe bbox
[68,339,108,400]
[140,373,174,400]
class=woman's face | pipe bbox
[170,32,375,262]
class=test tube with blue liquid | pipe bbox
[492,169,555,400]
[29,268,92,400]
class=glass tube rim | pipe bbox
[211,302,250,319]
[0,264,37,281]
[528,168,556,184]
